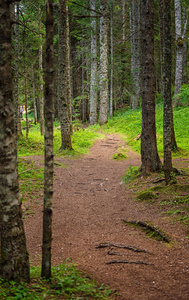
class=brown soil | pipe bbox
[24,134,189,300]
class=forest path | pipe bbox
[24,134,189,300]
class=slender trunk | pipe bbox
[110,10,113,118]
[99,0,108,125]
[130,0,141,109]
[39,33,44,135]
[140,0,161,174]
[41,0,54,279]
[120,0,126,106]
[158,0,164,98]
[58,0,72,149]
[32,65,38,124]
[182,7,188,84]
[14,3,22,137]
[66,5,73,134]
[0,0,30,282]
[163,0,172,184]
[173,0,183,106]
[25,79,29,137]
[90,0,98,125]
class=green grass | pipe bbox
[19,103,189,158]
[18,159,44,203]
[0,262,113,299]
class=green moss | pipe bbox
[112,152,127,160]
[137,191,158,201]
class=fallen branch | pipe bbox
[153,178,165,183]
[96,242,147,253]
[122,219,171,243]
[18,168,33,175]
[106,260,150,265]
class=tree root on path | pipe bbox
[106,260,152,265]
[96,242,147,253]
[122,219,171,243]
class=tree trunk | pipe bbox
[14,2,22,137]
[41,0,54,279]
[173,0,183,107]
[39,33,44,135]
[99,0,108,125]
[31,65,38,124]
[182,6,188,84]
[130,0,141,109]
[58,0,72,149]
[0,0,30,282]
[140,0,161,174]
[109,10,113,118]
[163,0,172,184]
[90,0,98,125]
[158,0,164,98]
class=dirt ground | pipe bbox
[24,134,189,300]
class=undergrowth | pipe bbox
[0,262,113,299]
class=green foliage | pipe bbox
[18,159,44,203]
[175,84,189,106]
[122,165,140,183]
[0,263,113,299]
[99,103,189,157]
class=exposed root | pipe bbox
[122,219,171,243]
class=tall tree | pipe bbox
[130,0,141,109]
[39,13,44,135]
[89,0,98,125]
[173,0,184,106]
[0,0,30,282]
[99,0,108,125]
[41,0,54,279]
[158,0,164,98]
[163,0,172,184]
[14,2,22,137]
[140,0,161,174]
[58,0,72,149]
[109,6,114,118]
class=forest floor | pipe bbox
[23,134,189,300]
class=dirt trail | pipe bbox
[24,134,189,300]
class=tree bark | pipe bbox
[158,0,164,98]
[41,0,54,279]
[31,65,38,124]
[130,0,141,109]
[58,0,72,149]
[140,0,161,174]
[163,0,172,184]
[0,0,30,282]
[109,10,113,118]
[173,0,183,106]
[99,0,108,125]
[90,0,98,125]
[14,2,22,137]
[39,32,44,135]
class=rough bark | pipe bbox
[31,65,38,125]
[109,10,113,118]
[41,0,54,279]
[182,6,188,84]
[90,0,98,125]
[158,0,164,98]
[173,0,183,106]
[39,32,44,135]
[0,0,30,282]
[130,0,141,109]
[140,0,161,174]
[58,0,72,149]
[163,0,172,184]
[99,0,108,125]
[14,2,22,137]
